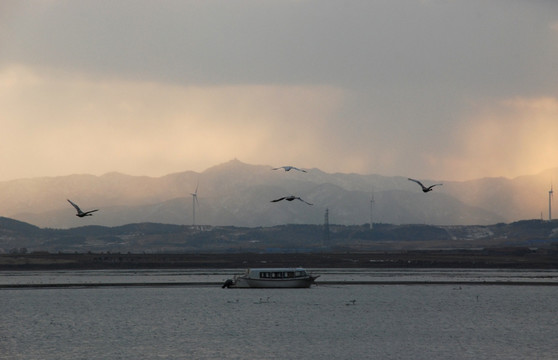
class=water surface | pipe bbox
[1,269,557,359]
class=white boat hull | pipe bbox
[222,268,318,289]
[229,277,315,288]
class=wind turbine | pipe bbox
[549,183,553,221]
[191,182,200,227]
[369,192,375,230]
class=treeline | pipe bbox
[1,248,558,270]
[2,216,558,254]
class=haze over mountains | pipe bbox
[0,159,556,229]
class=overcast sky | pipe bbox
[1,0,558,182]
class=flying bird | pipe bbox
[272,166,307,173]
[271,195,313,205]
[67,199,99,217]
[408,178,443,193]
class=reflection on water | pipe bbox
[1,269,557,359]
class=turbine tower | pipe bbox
[191,182,199,227]
[369,193,375,230]
[549,183,553,221]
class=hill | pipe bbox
[1,216,558,254]
[0,159,557,228]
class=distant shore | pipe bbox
[1,249,557,270]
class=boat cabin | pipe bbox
[247,268,309,279]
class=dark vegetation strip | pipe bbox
[1,250,557,270]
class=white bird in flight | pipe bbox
[408,178,443,193]
[271,195,313,205]
[67,199,99,217]
[272,166,307,173]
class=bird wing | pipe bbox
[297,198,313,205]
[407,178,425,187]
[427,184,443,190]
[272,166,306,172]
[83,209,99,215]
[67,199,83,213]
[271,197,286,202]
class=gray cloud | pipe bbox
[2,1,558,181]
[4,1,556,92]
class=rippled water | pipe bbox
[1,269,557,359]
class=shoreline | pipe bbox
[1,250,557,270]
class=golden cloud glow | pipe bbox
[450,97,558,180]
[0,65,346,180]
[2,65,557,182]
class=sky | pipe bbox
[1,0,558,182]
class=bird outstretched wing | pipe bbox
[67,199,83,213]
[408,178,442,192]
[296,197,313,205]
[272,166,306,172]
[68,199,98,216]
[408,178,425,188]
[271,196,312,205]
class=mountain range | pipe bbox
[0,159,556,229]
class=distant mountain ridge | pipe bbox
[0,159,557,228]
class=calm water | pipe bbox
[1,269,557,360]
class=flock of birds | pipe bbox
[269,167,443,207]
[66,165,443,218]
[270,165,313,205]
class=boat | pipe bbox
[222,268,318,288]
